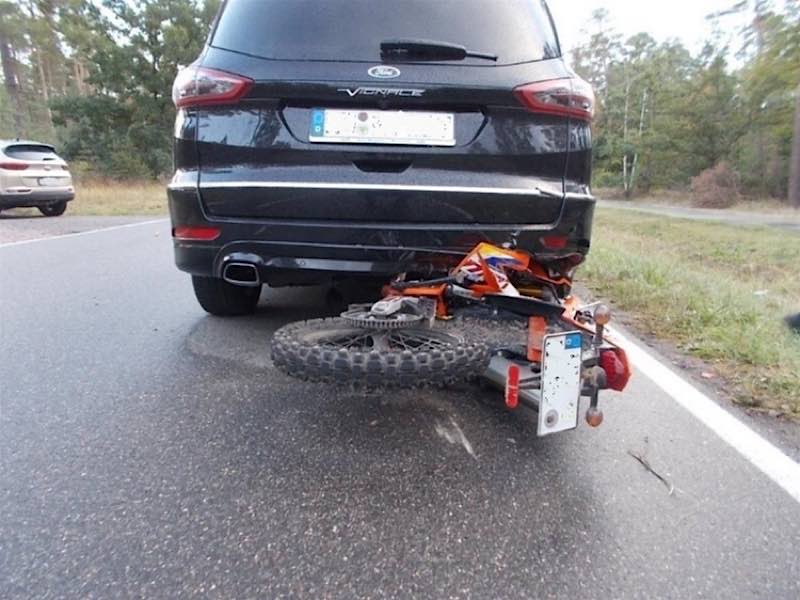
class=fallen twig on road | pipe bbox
[628,449,675,495]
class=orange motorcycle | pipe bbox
[272,243,630,437]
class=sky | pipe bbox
[547,0,752,53]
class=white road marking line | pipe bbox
[612,328,800,504]
[0,218,169,248]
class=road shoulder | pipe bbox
[0,213,167,245]
[575,282,800,462]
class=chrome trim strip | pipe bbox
[564,192,596,201]
[169,181,564,197]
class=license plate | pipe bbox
[309,108,455,147]
[38,177,67,187]
[538,332,583,437]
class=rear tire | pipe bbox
[271,318,490,388]
[38,201,68,217]
[192,276,261,316]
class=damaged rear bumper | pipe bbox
[168,185,595,285]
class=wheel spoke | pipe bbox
[318,331,375,349]
[388,331,455,352]
[311,326,461,353]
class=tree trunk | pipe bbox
[790,87,800,208]
[629,89,649,197]
[37,54,48,103]
[73,61,84,95]
[35,53,55,132]
[622,78,631,197]
[0,26,25,138]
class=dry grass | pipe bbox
[578,208,800,418]
[69,180,167,216]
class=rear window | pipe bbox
[4,144,58,161]
[212,0,560,65]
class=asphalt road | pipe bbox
[0,212,156,245]
[599,200,800,233]
[2,220,799,599]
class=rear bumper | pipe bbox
[0,188,75,209]
[168,186,594,284]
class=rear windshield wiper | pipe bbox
[380,39,498,62]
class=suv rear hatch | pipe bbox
[0,144,70,190]
[185,0,582,226]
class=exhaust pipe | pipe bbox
[223,262,261,287]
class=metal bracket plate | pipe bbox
[538,332,583,437]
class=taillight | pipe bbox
[0,162,29,171]
[173,226,222,241]
[514,78,595,122]
[600,348,631,392]
[172,65,253,109]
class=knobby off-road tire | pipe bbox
[192,275,261,317]
[271,318,490,388]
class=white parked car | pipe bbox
[0,140,75,217]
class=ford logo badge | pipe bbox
[368,65,401,79]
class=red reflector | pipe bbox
[505,364,521,410]
[0,162,29,171]
[600,348,631,392]
[173,226,221,241]
[541,235,569,250]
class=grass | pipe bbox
[578,208,800,418]
[69,180,167,216]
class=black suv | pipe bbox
[169,0,595,316]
